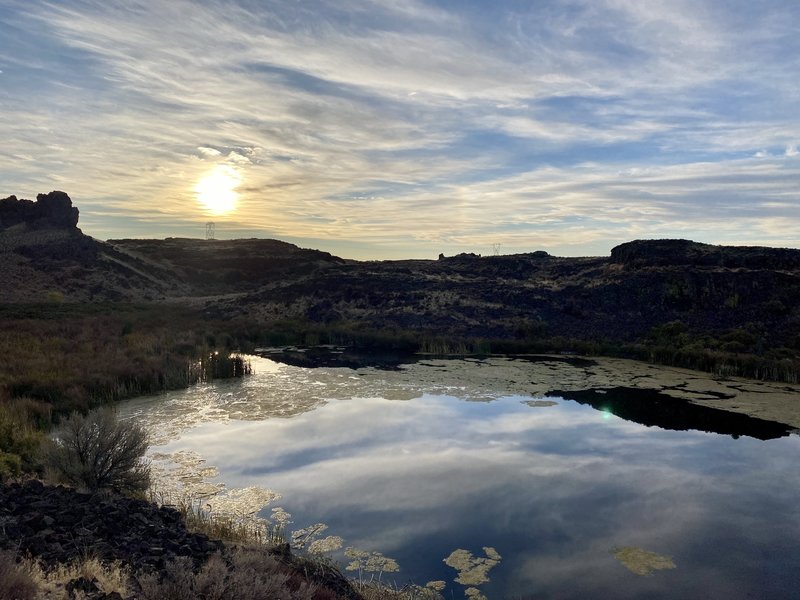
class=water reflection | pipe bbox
[118,357,800,599]
[553,387,792,440]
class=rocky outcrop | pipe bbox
[0,480,222,572]
[610,239,800,270]
[0,191,80,230]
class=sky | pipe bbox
[1,0,799,259]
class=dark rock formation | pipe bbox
[0,480,361,600]
[0,191,80,230]
[0,480,223,572]
[611,239,800,270]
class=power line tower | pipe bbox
[492,243,501,256]
[205,222,215,240]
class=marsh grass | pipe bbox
[0,397,49,480]
[0,303,258,416]
[195,352,253,382]
[150,490,284,546]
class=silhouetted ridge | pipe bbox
[611,239,800,269]
[0,191,79,230]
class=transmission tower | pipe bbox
[205,222,215,240]
[492,243,501,256]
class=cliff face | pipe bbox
[610,239,800,270]
[0,191,80,231]
[0,192,186,302]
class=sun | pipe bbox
[195,165,241,215]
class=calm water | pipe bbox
[119,356,800,599]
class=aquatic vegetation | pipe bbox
[345,547,400,581]
[308,536,344,555]
[291,523,329,549]
[205,485,282,539]
[613,546,676,576]
[522,399,558,407]
[443,547,501,586]
[464,588,487,600]
[425,581,445,592]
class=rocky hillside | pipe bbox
[0,192,343,302]
[3,191,800,376]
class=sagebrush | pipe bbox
[45,407,150,492]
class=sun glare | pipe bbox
[195,165,241,215]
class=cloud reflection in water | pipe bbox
[119,357,800,598]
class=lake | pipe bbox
[118,354,800,599]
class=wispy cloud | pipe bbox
[0,0,798,257]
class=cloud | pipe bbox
[198,146,222,157]
[786,144,799,157]
[1,0,798,257]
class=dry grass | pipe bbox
[135,549,318,600]
[0,552,130,600]
[0,551,38,600]
[27,557,130,598]
[353,582,444,600]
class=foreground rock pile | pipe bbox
[0,480,222,571]
[0,480,361,600]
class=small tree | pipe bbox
[46,407,150,493]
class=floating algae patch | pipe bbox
[522,399,558,408]
[308,535,344,554]
[613,546,676,576]
[464,588,488,600]
[345,547,401,575]
[444,547,502,586]
[149,450,225,499]
[425,581,446,592]
[206,485,281,518]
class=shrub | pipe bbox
[45,407,150,493]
